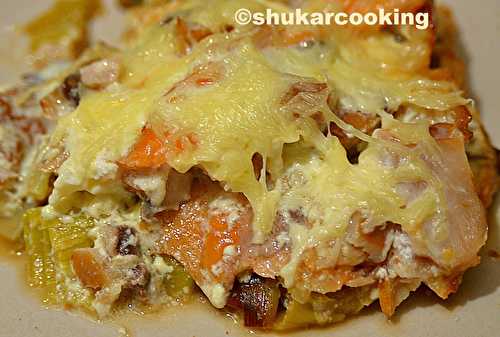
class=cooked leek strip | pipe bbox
[23,208,58,303]
[273,300,317,330]
[23,208,95,308]
[275,287,373,330]
[47,221,93,252]
[27,171,53,203]
[164,257,194,299]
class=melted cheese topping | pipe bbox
[278,120,444,287]
[49,25,187,207]
[154,39,318,239]
[46,0,474,286]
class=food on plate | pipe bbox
[0,0,497,330]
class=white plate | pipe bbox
[0,1,499,337]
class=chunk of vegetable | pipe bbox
[163,256,194,299]
[23,209,58,303]
[71,248,109,289]
[274,286,374,330]
[27,171,53,203]
[23,208,95,309]
[118,127,168,170]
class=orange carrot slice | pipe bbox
[119,127,167,170]
[71,248,109,289]
[378,278,396,317]
[201,214,240,270]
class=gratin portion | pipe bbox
[0,0,497,330]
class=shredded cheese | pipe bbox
[45,0,474,287]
